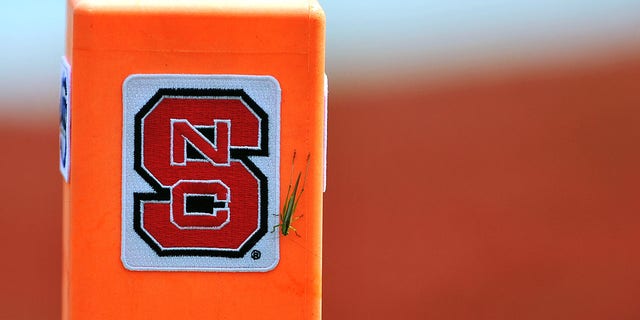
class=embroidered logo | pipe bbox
[59,57,71,181]
[122,75,280,271]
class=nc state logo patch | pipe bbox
[122,75,280,271]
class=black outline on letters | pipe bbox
[133,88,269,258]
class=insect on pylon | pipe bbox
[62,0,325,318]
[273,150,310,236]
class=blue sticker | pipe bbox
[59,57,71,182]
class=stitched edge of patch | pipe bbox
[122,74,281,272]
[59,57,71,182]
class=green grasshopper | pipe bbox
[273,150,310,236]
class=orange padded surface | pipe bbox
[63,1,325,319]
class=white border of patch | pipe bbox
[122,74,280,272]
[59,57,71,182]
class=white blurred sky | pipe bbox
[1,0,639,114]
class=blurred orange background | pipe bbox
[2,1,640,319]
